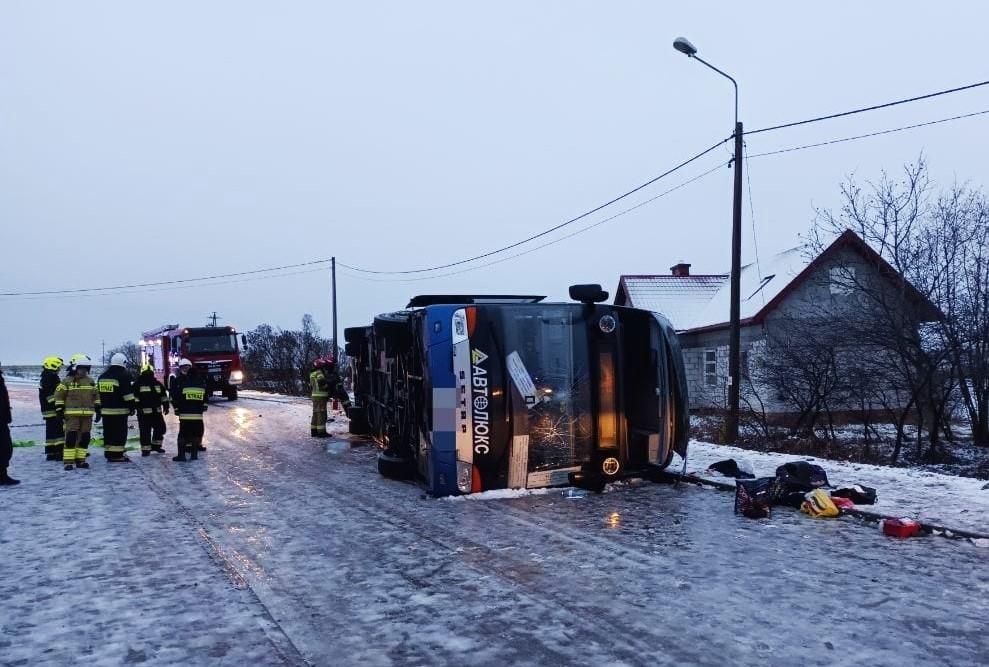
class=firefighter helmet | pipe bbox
[109,352,127,367]
[70,354,93,368]
[178,358,193,368]
[43,356,64,371]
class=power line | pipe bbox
[0,258,333,297]
[338,136,730,275]
[746,79,989,135]
[3,266,329,301]
[747,108,989,159]
[742,141,765,306]
[338,160,729,283]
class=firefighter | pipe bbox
[98,353,137,463]
[309,358,330,437]
[1,361,19,486]
[55,354,101,471]
[170,358,207,462]
[134,363,169,456]
[39,356,65,461]
[310,356,351,437]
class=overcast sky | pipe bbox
[2,1,987,363]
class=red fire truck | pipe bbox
[140,324,247,400]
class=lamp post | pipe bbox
[673,36,743,443]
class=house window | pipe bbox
[704,349,717,386]
[830,266,856,295]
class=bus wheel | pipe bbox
[377,451,414,480]
[348,407,370,436]
[225,387,238,401]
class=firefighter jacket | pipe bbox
[39,369,61,418]
[98,366,137,416]
[135,374,170,414]
[310,368,350,405]
[310,369,329,398]
[54,375,101,417]
[170,373,207,420]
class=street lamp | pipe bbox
[673,36,743,444]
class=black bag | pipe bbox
[734,477,781,519]
[709,458,755,479]
[775,461,830,493]
[831,485,877,505]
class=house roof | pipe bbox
[615,229,942,333]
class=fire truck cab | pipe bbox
[140,324,247,400]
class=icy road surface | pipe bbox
[1,385,987,667]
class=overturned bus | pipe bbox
[345,284,689,497]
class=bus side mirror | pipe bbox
[569,284,609,304]
[240,334,248,349]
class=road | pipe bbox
[1,383,987,666]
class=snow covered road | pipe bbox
[2,385,988,666]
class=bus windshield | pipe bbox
[499,305,593,473]
[187,334,237,354]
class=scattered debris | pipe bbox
[801,489,840,518]
[832,485,878,505]
[881,518,921,539]
[707,458,755,479]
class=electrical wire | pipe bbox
[745,79,989,135]
[338,137,730,275]
[742,141,764,305]
[3,266,330,301]
[0,258,333,297]
[337,160,729,283]
[746,108,989,159]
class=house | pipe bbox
[614,230,941,411]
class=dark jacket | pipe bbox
[0,370,10,425]
[39,369,60,418]
[98,366,137,416]
[170,372,207,419]
[135,373,170,414]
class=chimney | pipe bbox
[670,261,691,277]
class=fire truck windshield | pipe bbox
[186,334,237,354]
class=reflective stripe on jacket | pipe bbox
[54,376,101,416]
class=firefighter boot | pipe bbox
[189,444,199,461]
[172,441,187,462]
[0,469,20,486]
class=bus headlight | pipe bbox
[230,370,244,384]
[457,461,473,493]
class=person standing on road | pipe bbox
[55,354,101,471]
[170,359,207,462]
[134,363,169,456]
[323,356,352,420]
[39,356,65,461]
[309,358,330,438]
[98,353,137,463]
[1,362,20,486]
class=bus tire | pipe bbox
[225,387,238,401]
[348,407,370,435]
[377,451,414,480]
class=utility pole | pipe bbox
[208,311,219,327]
[101,340,105,366]
[673,36,742,444]
[331,257,338,358]
[726,123,743,443]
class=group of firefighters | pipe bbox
[0,353,349,486]
[37,353,209,470]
